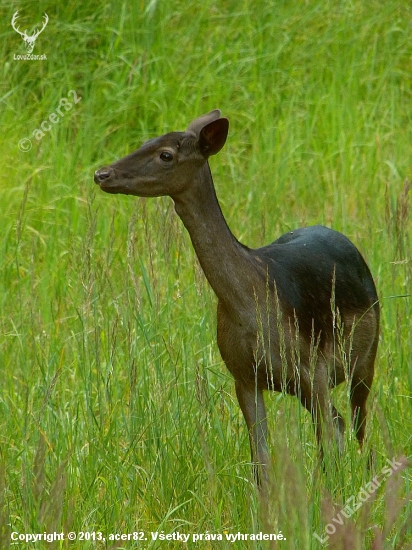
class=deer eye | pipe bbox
[160,151,174,162]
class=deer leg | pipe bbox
[331,405,345,453]
[235,381,269,487]
[299,367,344,458]
[350,379,371,447]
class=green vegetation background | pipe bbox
[0,1,411,548]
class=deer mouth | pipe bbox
[94,167,126,193]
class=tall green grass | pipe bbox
[1,0,411,548]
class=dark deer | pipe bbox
[94,110,379,486]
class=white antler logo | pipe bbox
[11,11,49,54]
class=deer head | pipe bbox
[11,11,49,54]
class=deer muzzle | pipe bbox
[94,167,119,193]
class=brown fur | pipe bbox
[94,110,379,487]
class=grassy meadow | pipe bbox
[1,0,411,548]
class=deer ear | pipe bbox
[198,118,229,157]
[187,109,221,135]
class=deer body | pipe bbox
[94,110,379,485]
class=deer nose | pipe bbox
[94,168,113,184]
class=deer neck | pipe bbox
[172,163,257,314]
